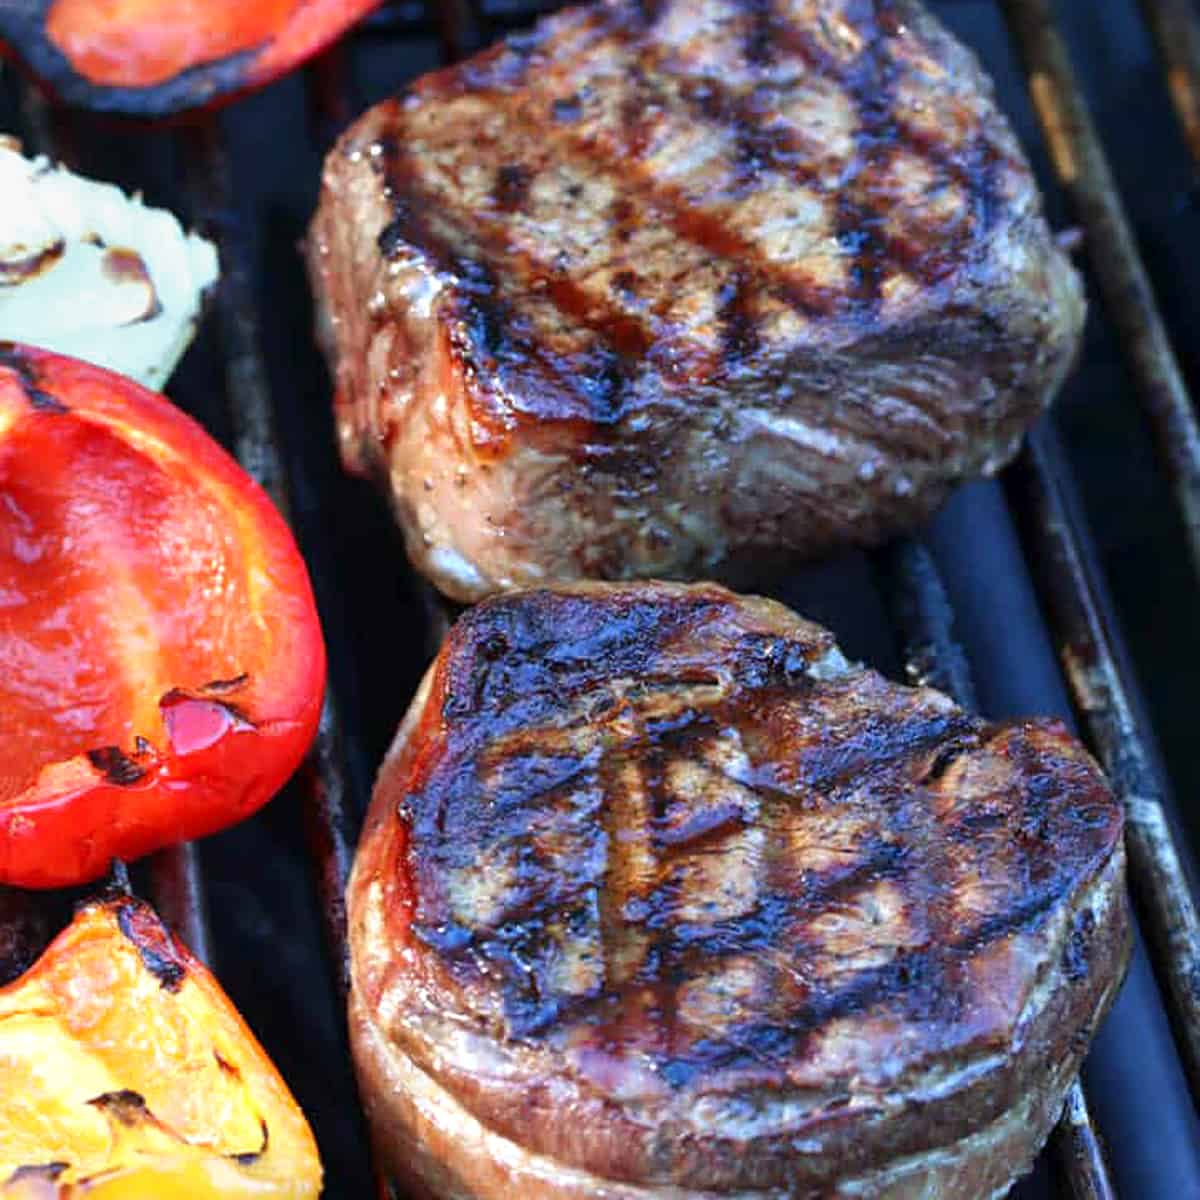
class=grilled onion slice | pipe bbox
[0,137,218,389]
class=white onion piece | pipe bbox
[0,137,219,389]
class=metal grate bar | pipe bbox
[876,539,1117,1198]
[0,886,50,986]
[875,540,977,703]
[301,703,358,1001]
[181,118,362,999]
[1000,0,1200,588]
[149,844,214,966]
[1137,0,1200,169]
[434,0,483,61]
[1054,1085,1118,1200]
[360,2,437,36]
[16,83,69,166]
[181,113,387,1190]
[308,44,358,156]
[1008,424,1200,1106]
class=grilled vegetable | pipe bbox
[0,0,381,116]
[0,895,322,1197]
[0,344,325,888]
[0,138,218,390]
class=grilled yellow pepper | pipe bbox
[0,897,322,1197]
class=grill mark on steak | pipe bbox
[375,135,643,430]
[638,739,682,1052]
[634,0,668,26]
[835,7,901,314]
[735,0,778,67]
[655,883,1061,1087]
[377,0,1017,422]
[717,272,760,368]
[493,162,534,212]
[401,589,1120,1060]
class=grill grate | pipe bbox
[876,541,1116,1198]
[1001,0,1200,591]
[2,1,1200,1196]
[1136,0,1200,171]
[1010,425,1200,1106]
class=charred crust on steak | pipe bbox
[634,0,668,27]
[415,597,1113,1045]
[550,94,585,122]
[494,163,535,213]
[372,134,644,436]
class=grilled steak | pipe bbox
[308,0,1084,602]
[347,582,1129,1199]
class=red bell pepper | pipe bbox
[0,344,326,888]
[0,0,381,116]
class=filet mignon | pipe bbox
[308,0,1084,602]
[347,582,1129,1198]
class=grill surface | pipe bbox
[3,2,1200,1197]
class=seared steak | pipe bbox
[348,582,1129,1198]
[309,0,1084,602]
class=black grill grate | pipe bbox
[2,1,1200,1196]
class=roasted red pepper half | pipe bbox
[0,895,323,1197]
[0,344,325,888]
[0,0,381,116]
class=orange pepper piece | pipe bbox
[0,897,322,1197]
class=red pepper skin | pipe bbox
[0,345,326,888]
[0,0,381,117]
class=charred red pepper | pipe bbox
[0,344,325,888]
[0,0,381,116]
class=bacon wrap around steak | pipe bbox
[348,582,1129,1199]
[308,0,1085,601]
